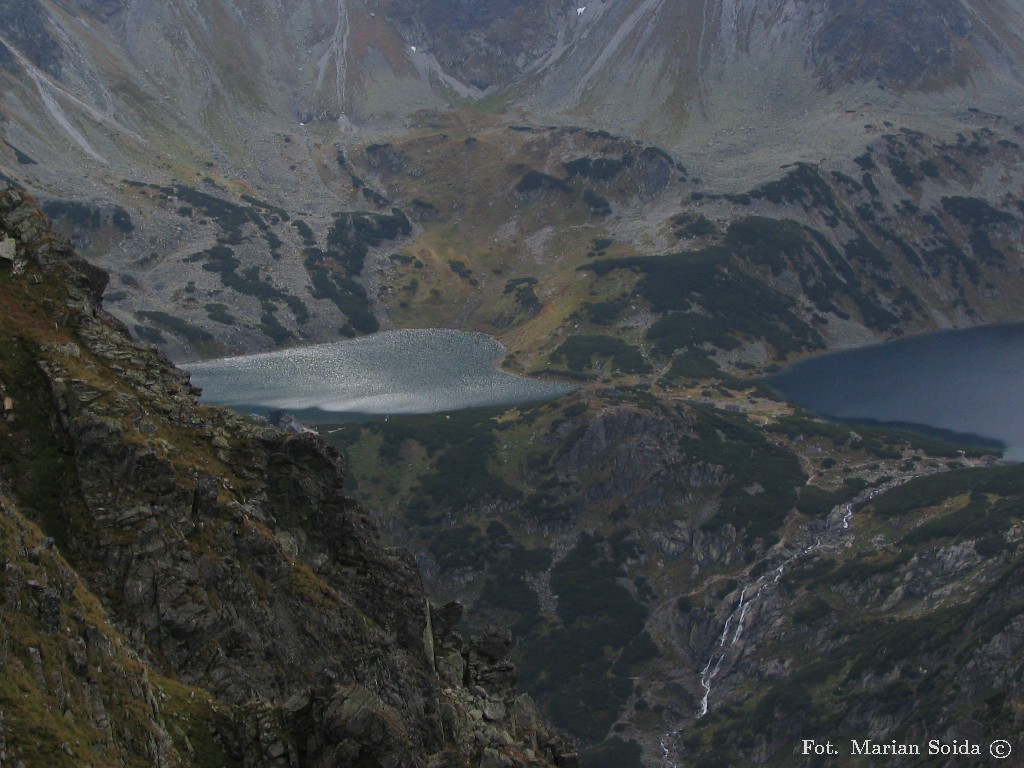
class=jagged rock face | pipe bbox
[0,186,574,766]
[0,0,62,75]
[812,0,1014,89]
[553,404,717,512]
[0,494,183,768]
[387,0,575,90]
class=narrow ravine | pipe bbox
[658,471,940,765]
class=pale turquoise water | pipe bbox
[184,329,575,420]
[768,323,1024,460]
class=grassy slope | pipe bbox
[352,116,1024,386]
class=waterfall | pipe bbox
[660,473,925,763]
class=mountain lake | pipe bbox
[184,328,576,422]
[767,322,1024,460]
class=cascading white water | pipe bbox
[695,546,816,717]
[660,473,923,764]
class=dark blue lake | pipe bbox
[768,323,1024,460]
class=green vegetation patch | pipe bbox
[240,194,289,221]
[158,677,241,768]
[521,532,647,741]
[189,245,287,301]
[679,215,718,237]
[551,334,651,375]
[563,156,625,181]
[795,484,859,517]
[587,247,820,358]
[748,163,840,215]
[258,302,292,345]
[40,199,131,233]
[898,491,1012,547]
[582,297,629,325]
[112,206,134,232]
[844,608,965,682]
[661,349,723,382]
[504,277,540,311]
[449,259,474,281]
[724,217,812,276]
[303,209,410,335]
[583,188,612,216]
[305,247,378,336]
[204,303,236,325]
[331,406,517,521]
[155,184,264,242]
[42,199,101,229]
[582,738,644,768]
[515,170,571,195]
[940,196,1015,266]
[136,311,214,347]
[290,219,316,245]
[869,464,1024,519]
[325,210,411,274]
[687,410,807,542]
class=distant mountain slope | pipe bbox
[814,0,1024,89]
[1,0,1023,360]
[3,0,1023,173]
[517,0,1024,146]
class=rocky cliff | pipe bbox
[0,185,577,767]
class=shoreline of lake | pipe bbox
[767,322,1024,461]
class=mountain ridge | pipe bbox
[0,184,578,767]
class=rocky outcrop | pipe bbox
[0,490,184,768]
[553,403,721,511]
[387,0,576,91]
[0,185,573,766]
[813,0,976,89]
[431,603,580,768]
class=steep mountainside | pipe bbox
[0,187,577,767]
[324,375,1024,766]
[2,0,1024,360]
[4,3,1024,767]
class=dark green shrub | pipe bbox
[515,170,571,195]
[583,738,644,768]
[583,189,611,216]
[551,335,651,374]
[941,196,1015,227]
[563,157,624,180]
[136,311,213,344]
[204,303,236,325]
